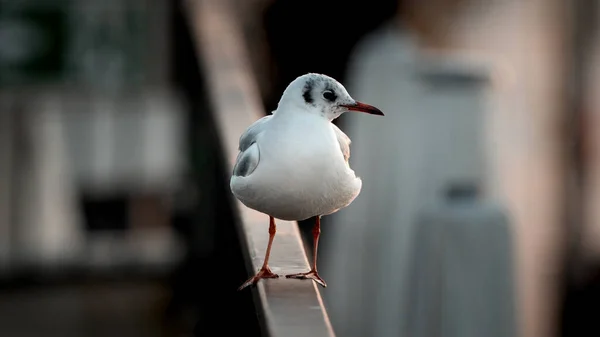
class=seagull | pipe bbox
[231,73,384,290]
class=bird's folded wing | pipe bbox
[233,115,272,177]
[332,123,351,162]
[238,115,272,152]
[233,143,260,177]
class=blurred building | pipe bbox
[0,1,196,336]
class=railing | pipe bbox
[183,0,336,336]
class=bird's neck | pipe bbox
[274,104,331,124]
[276,98,304,112]
[276,100,335,122]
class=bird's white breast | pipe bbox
[230,113,362,221]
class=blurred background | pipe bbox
[0,0,599,336]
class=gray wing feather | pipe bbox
[233,115,272,177]
[238,115,272,152]
[332,123,351,162]
[233,143,259,177]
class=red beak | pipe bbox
[341,101,384,116]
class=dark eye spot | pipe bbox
[323,90,337,102]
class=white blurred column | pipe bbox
[13,93,85,268]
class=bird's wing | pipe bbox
[238,115,272,152]
[331,123,351,163]
[233,115,272,177]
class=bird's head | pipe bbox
[277,73,384,121]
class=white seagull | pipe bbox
[231,73,384,290]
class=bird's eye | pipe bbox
[322,90,337,102]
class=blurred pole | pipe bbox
[409,187,515,337]
[560,0,597,289]
[11,94,85,269]
[558,0,598,336]
[0,97,15,273]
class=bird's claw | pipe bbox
[285,270,327,288]
[238,266,279,290]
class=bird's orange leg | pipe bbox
[286,216,327,287]
[238,216,279,290]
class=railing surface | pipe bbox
[184,0,336,336]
